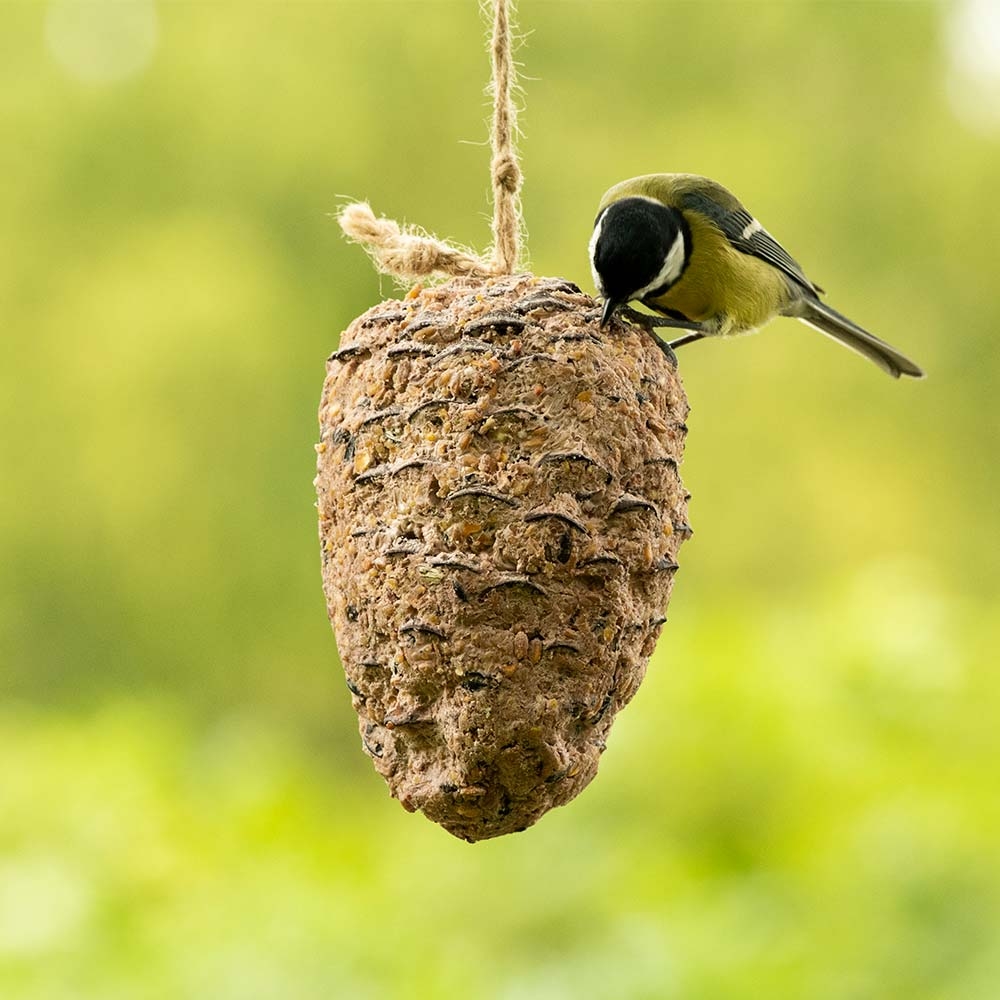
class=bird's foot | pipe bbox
[649,334,679,367]
[620,306,703,332]
[667,331,707,350]
[618,308,708,367]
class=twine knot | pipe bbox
[492,153,521,193]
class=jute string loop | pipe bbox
[339,0,524,282]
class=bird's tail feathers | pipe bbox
[792,298,924,379]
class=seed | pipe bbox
[418,564,444,583]
[642,541,654,569]
[514,630,529,660]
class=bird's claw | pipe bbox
[616,307,680,367]
[649,334,679,367]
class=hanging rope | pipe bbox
[338,0,524,281]
[487,0,522,273]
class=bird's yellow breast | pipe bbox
[646,212,793,337]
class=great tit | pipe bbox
[589,173,924,379]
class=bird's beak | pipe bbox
[600,297,621,329]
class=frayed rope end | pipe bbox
[338,202,498,283]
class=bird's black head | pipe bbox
[589,196,689,327]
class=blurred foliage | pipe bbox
[1,0,999,997]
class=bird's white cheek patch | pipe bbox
[588,214,606,296]
[634,228,686,300]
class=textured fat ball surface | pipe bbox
[316,274,690,841]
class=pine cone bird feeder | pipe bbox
[316,274,691,841]
[317,0,691,841]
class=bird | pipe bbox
[589,173,924,379]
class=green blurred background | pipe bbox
[2,0,999,996]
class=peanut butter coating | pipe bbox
[316,275,690,841]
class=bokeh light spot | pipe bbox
[945,0,1000,134]
[45,0,158,85]
[0,855,94,957]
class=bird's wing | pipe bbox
[678,190,824,296]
